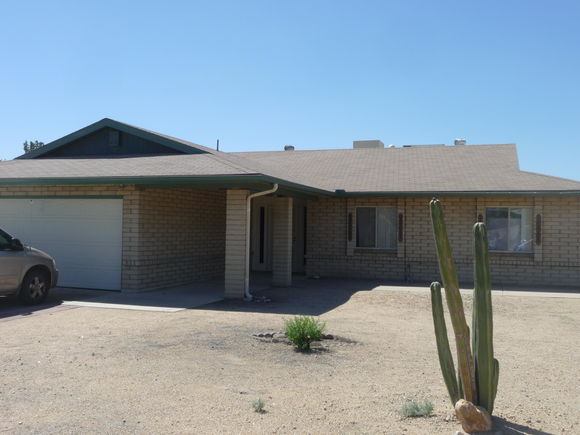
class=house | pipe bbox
[0,118,578,297]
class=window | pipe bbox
[486,207,533,252]
[0,233,10,250]
[356,207,397,249]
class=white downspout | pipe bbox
[244,183,279,300]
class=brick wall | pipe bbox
[0,185,226,291]
[306,196,580,288]
[132,188,226,290]
[2,185,577,289]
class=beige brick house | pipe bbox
[1,119,578,297]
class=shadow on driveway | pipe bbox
[0,287,106,322]
[199,277,381,316]
[199,275,580,316]
[1,276,372,318]
[63,283,224,312]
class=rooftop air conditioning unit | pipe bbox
[353,140,384,149]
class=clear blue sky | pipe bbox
[1,0,578,180]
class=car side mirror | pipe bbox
[10,239,24,251]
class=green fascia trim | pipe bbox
[15,118,209,160]
[261,176,332,197]
[0,174,333,197]
[334,190,580,197]
[0,195,123,199]
[272,187,320,200]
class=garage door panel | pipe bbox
[0,198,123,290]
[58,270,117,289]
[32,199,121,220]
[0,201,30,221]
[25,220,122,244]
[55,264,121,289]
[47,250,122,271]
[34,242,122,266]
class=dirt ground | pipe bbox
[0,280,578,434]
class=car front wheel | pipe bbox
[19,269,50,305]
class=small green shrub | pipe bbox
[252,397,266,413]
[284,315,326,351]
[399,399,434,418]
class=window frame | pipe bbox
[484,206,534,254]
[355,206,398,250]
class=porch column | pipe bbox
[224,189,250,299]
[272,197,293,286]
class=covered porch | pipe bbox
[224,187,308,299]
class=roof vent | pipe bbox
[454,138,467,145]
[108,130,120,149]
[353,140,384,149]
[284,145,295,151]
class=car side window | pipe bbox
[0,234,10,250]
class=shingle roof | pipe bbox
[0,154,255,179]
[231,144,580,193]
[3,119,580,195]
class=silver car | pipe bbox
[0,228,58,304]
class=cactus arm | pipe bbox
[429,198,477,403]
[473,222,496,413]
[430,281,460,405]
[457,369,463,399]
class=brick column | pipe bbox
[121,187,142,291]
[272,197,293,286]
[224,189,249,299]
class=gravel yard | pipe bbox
[0,280,578,434]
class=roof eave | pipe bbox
[334,190,580,197]
[0,174,334,197]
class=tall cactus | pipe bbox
[429,198,477,404]
[430,281,460,405]
[428,198,500,415]
[473,222,499,414]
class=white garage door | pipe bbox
[0,198,123,290]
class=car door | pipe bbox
[0,233,24,293]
